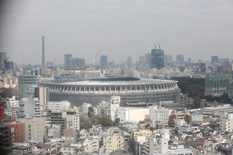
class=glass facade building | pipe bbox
[18,75,38,99]
[151,49,164,69]
[205,73,233,98]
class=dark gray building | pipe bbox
[101,55,107,67]
[4,58,14,70]
[151,49,164,69]
[127,56,132,67]
[64,54,85,70]
[0,52,6,70]
[211,56,218,64]
[164,55,172,66]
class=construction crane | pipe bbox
[52,57,56,80]
[74,58,78,75]
[38,60,42,68]
[84,51,100,75]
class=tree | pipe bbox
[114,118,120,126]
[212,100,218,107]
[88,107,94,118]
[101,117,112,127]
[193,96,201,108]
[221,93,231,103]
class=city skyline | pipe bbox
[0,0,233,65]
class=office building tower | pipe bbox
[4,57,14,70]
[176,54,184,64]
[64,55,85,70]
[139,56,145,65]
[18,98,41,118]
[145,53,151,67]
[219,58,229,64]
[0,52,6,69]
[35,87,49,111]
[18,75,38,99]
[188,58,191,64]
[211,56,218,64]
[164,55,172,66]
[205,73,233,98]
[42,36,45,66]
[100,55,107,67]
[151,48,164,69]
[127,56,132,67]
[64,54,72,69]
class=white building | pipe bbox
[35,87,49,111]
[117,107,149,122]
[80,102,92,114]
[24,118,45,143]
[6,96,19,110]
[149,105,172,123]
[66,111,80,130]
[100,96,120,121]
[220,113,233,132]
[4,109,17,119]
[47,101,70,112]
[18,98,41,118]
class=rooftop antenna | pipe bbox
[154,43,156,49]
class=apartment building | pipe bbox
[24,118,45,142]
[149,105,172,123]
[18,98,41,118]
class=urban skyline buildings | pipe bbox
[100,55,107,67]
[151,48,164,70]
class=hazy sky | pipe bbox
[0,0,233,65]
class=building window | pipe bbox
[29,125,31,128]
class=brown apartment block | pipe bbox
[5,123,25,143]
[169,110,189,127]
[0,118,25,148]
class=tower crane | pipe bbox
[84,51,100,75]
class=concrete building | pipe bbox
[24,118,45,142]
[63,128,77,141]
[6,96,19,110]
[169,110,189,127]
[47,101,70,112]
[50,111,67,133]
[18,98,41,118]
[80,102,92,114]
[99,96,120,121]
[117,107,149,122]
[66,110,80,130]
[35,87,49,111]
[145,53,151,67]
[4,109,17,119]
[149,105,172,123]
[103,133,124,153]
[18,75,38,99]
[3,76,12,86]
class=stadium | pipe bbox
[38,77,181,106]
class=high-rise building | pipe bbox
[42,36,45,66]
[47,61,53,68]
[139,56,145,65]
[211,56,218,64]
[176,54,184,64]
[18,75,38,99]
[4,57,14,70]
[151,49,164,69]
[205,73,233,97]
[164,55,172,66]
[35,87,49,111]
[0,52,6,69]
[188,58,191,64]
[100,55,107,67]
[64,55,85,70]
[64,54,72,69]
[145,53,151,67]
[127,56,132,67]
